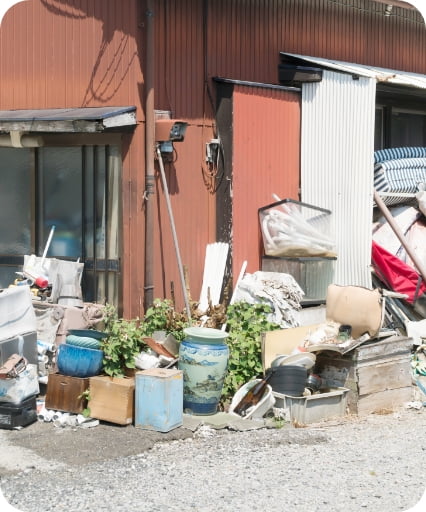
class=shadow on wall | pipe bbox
[40,0,143,107]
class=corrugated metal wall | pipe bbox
[0,0,144,110]
[301,70,377,288]
[202,0,425,91]
[232,84,301,277]
[0,0,424,317]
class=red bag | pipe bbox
[372,241,426,303]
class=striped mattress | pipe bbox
[374,147,426,206]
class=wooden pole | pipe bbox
[374,190,426,283]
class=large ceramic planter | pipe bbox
[178,327,229,415]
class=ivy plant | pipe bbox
[100,304,146,377]
[221,301,280,402]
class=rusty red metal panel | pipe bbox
[232,84,301,278]
[203,0,426,85]
[150,124,216,313]
[1,0,425,319]
[0,0,144,112]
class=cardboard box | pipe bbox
[45,373,89,414]
[261,324,321,371]
[88,375,135,425]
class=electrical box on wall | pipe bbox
[155,120,188,142]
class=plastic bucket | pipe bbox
[266,365,307,396]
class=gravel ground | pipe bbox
[1,407,425,512]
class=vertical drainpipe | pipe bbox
[144,0,155,312]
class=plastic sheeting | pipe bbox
[233,271,304,328]
[372,241,426,303]
[0,286,37,341]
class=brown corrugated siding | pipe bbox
[0,0,425,317]
[202,0,426,89]
[232,85,300,277]
[0,1,143,110]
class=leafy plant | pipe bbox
[100,304,146,377]
[78,389,91,417]
[221,301,280,402]
[142,298,190,342]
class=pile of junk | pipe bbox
[0,233,106,430]
[3,145,426,431]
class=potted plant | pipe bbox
[86,305,145,425]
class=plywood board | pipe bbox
[356,360,412,395]
[352,336,412,364]
[356,387,413,415]
[261,324,320,371]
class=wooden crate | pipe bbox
[315,336,413,415]
[88,376,135,425]
[45,373,89,414]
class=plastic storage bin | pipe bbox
[0,331,38,366]
[273,387,349,424]
[0,395,37,429]
[262,256,336,302]
[258,199,336,258]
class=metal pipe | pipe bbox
[374,190,426,283]
[156,146,192,322]
[144,0,155,312]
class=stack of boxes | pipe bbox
[0,287,39,429]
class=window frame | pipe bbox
[0,133,123,307]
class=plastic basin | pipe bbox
[229,380,275,419]
[57,343,104,378]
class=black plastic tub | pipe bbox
[0,395,37,430]
[266,365,307,396]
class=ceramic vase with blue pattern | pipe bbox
[178,327,229,415]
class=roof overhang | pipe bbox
[0,106,137,134]
[280,53,426,91]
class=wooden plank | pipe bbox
[354,354,411,369]
[356,360,412,395]
[356,387,413,415]
[352,336,412,363]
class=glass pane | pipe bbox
[84,147,95,258]
[95,146,106,259]
[391,112,426,147]
[0,148,32,255]
[107,146,120,261]
[374,108,383,151]
[39,147,83,259]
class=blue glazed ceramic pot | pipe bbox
[57,343,104,378]
[178,327,229,415]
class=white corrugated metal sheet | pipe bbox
[282,53,426,90]
[301,70,376,288]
